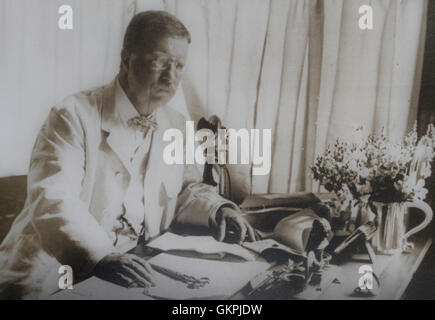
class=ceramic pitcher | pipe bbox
[370,200,433,255]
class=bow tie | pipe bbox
[127,114,158,132]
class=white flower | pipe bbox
[387,144,403,162]
[414,143,427,160]
[415,187,428,200]
[348,159,358,172]
[360,168,371,179]
[312,123,434,204]
[415,178,425,190]
[420,162,432,179]
[406,172,417,188]
[352,124,365,144]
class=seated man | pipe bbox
[0,11,256,299]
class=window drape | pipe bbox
[0,0,428,204]
[165,0,428,202]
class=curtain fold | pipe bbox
[0,1,428,203]
[0,0,134,176]
[166,0,428,201]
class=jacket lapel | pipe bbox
[142,107,174,237]
[101,80,135,176]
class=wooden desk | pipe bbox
[318,237,432,300]
[50,193,432,300]
[228,237,432,300]
[51,235,431,300]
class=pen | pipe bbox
[149,263,210,288]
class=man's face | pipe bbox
[125,35,189,109]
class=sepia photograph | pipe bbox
[0,0,434,305]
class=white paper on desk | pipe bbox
[144,253,270,300]
[242,239,304,257]
[147,232,257,261]
[50,276,155,300]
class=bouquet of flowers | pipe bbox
[311,124,435,206]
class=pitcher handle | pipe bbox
[403,200,433,252]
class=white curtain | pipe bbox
[165,0,428,202]
[0,0,428,204]
[0,0,187,176]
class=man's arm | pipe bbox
[174,163,256,243]
[174,163,234,226]
[29,105,156,287]
[28,104,114,278]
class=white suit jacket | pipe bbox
[0,79,234,299]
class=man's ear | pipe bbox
[120,49,130,73]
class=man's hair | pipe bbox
[122,10,191,55]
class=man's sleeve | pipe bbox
[174,163,239,228]
[28,104,114,278]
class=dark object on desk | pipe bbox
[150,263,210,289]
[327,221,377,265]
[238,208,333,265]
[334,221,376,255]
[243,206,334,299]
[247,250,332,299]
[247,258,307,299]
[240,192,321,211]
[239,194,334,271]
[273,209,333,255]
[240,192,329,233]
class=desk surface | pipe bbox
[320,237,431,300]
[52,236,431,300]
[228,237,432,300]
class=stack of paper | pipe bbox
[146,232,257,261]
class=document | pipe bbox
[50,277,155,300]
[144,253,270,300]
[146,232,257,261]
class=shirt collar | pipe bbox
[115,78,150,126]
[114,77,160,129]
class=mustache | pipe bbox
[158,79,176,90]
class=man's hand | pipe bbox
[215,207,257,244]
[93,253,156,288]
